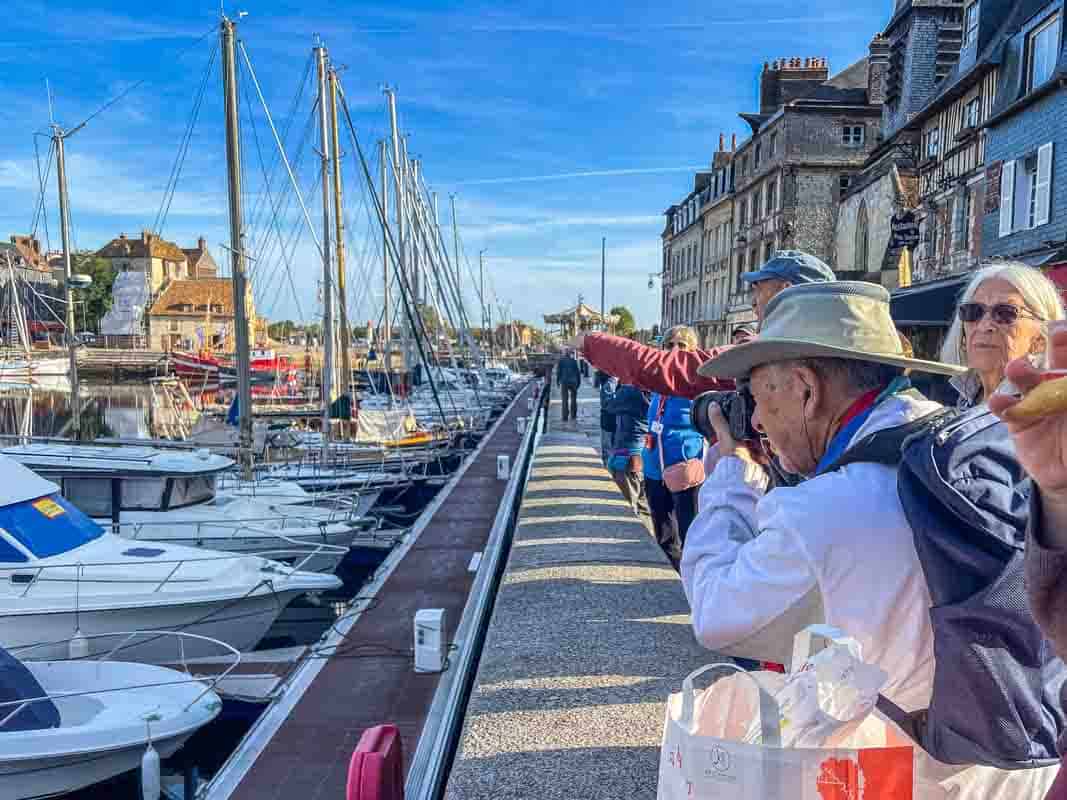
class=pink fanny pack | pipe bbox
[654,398,706,493]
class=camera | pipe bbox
[692,387,758,443]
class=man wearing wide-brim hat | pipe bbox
[683,281,965,715]
[682,281,1066,795]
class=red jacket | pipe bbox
[581,333,732,399]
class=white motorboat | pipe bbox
[0,456,341,661]
[0,442,367,572]
[0,636,225,799]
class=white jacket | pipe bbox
[681,391,1058,798]
[681,391,938,711]
[681,391,1058,797]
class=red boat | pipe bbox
[172,349,294,383]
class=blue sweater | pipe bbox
[642,393,705,481]
[604,385,649,456]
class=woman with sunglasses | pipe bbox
[940,263,1064,410]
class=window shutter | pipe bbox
[1036,142,1054,227]
[999,159,1015,237]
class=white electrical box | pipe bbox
[414,608,446,673]
[496,454,511,480]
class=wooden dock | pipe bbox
[205,383,536,800]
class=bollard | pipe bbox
[517,417,527,434]
[527,397,535,412]
[497,454,511,480]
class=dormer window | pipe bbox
[964,97,981,129]
[842,125,865,147]
[964,1,979,46]
[1027,14,1061,92]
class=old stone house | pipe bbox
[147,278,256,353]
[95,231,189,296]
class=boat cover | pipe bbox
[0,493,102,561]
[0,646,59,731]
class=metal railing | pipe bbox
[4,630,240,718]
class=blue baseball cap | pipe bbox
[741,250,835,286]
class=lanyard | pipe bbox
[814,389,882,476]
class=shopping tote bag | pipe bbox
[657,662,914,799]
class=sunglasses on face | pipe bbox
[957,302,1043,326]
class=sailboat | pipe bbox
[0,253,69,390]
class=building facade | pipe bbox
[725,56,882,333]
[147,278,256,353]
[95,231,189,296]
[662,173,712,331]
[697,146,736,345]
[982,0,1067,272]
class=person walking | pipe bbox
[595,369,619,466]
[556,349,581,422]
[605,382,650,524]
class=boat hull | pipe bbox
[2,589,308,662]
[2,728,192,799]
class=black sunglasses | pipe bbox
[957,302,1043,326]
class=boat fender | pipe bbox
[141,724,161,800]
[68,628,89,660]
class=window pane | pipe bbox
[121,478,166,511]
[1031,17,1061,88]
[64,478,113,517]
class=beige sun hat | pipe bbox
[697,281,967,379]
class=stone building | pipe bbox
[724,56,883,333]
[662,172,712,331]
[833,0,974,290]
[697,145,736,345]
[181,237,219,280]
[95,231,189,296]
[146,277,256,353]
[982,0,1067,274]
[0,235,61,339]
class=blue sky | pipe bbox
[0,0,890,330]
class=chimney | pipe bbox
[731,134,737,151]
[760,55,831,114]
[867,35,890,106]
[719,132,725,151]
[119,232,127,240]
[141,230,150,245]
[198,236,206,251]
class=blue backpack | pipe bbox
[828,403,1067,769]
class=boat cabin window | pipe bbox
[121,478,166,511]
[169,475,216,508]
[0,531,27,563]
[0,494,102,560]
[62,477,112,517]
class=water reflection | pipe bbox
[0,383,234,439]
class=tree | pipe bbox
[72,253,115,333]
[610,305,636,337]
[268,319,298,340]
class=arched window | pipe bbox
[855,200,870,273]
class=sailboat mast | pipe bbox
[315,42,334,445]
[328,67,351,402]
[385,89,407,375]
[378,139,391,385]
[53,130,81,440]
[221,16,253,475]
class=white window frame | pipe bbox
[998,142,1054,236]
[842,125,865,147]
[964,97,981,128]
[926,128,941,159]
[964,1,980,45]
[1027,14,1061,92]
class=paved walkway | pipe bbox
[444,381,710,799]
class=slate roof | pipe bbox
[149,278,236,317]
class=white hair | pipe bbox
[939,262,1065,366]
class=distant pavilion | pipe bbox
[543,302,619,341]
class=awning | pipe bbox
[890,274,969,327]
[1019,245,1067,268]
